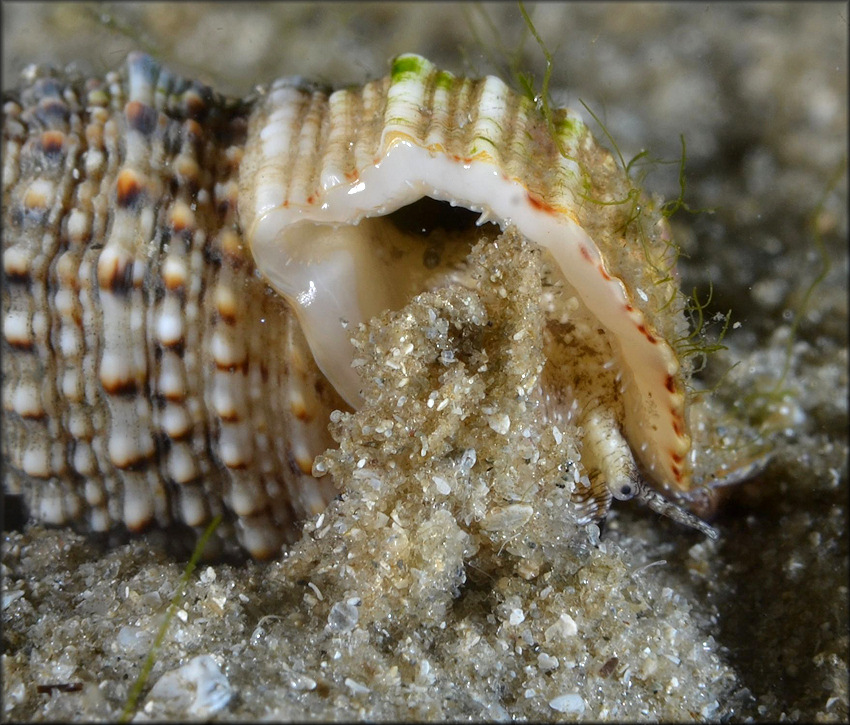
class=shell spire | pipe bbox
[2,52,346,558]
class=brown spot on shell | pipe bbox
[3,248,31,283]
[168,200,195,233]
[3,312,33,350]
[125,516,154,533]
[220,229,245,265]
[291,399,313,422]
[527,192,556,214]
[217,408,243,423]
[158,335,184,350]
[182,118,204,142]
[174,154,200,186]
[162,261,187,292]
[214,360,248,374]
[40,130,66,156]
[112,450,156,471]
[222,458,249,471]
[637,323,657,344]
[23,181,52,211]
[100,376,140,397]
[97,251,135,294]
[291,453,314,476]
[163,389,187,403]
[214,286,239,325]
[182,88,208,119]
[116,168,145,208]
[125,100,158,136]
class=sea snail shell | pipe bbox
[3,52,720,558]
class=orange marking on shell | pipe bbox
[214,360,248,374]
[295,456,314,475]
[23,184,49,210]
[116,168,145,207]
[100,376,139,396]
[125,100,158,135]
[169,202,194,233]
[220,229,246,265]
[217,409,243,423]
[3,249,31,281]
[598,263,612,281]
[174,155,200,184]
[527,192,556,214]
[163,268,186,292]
[183,118,204,140]
[20,409,47,421]
[664,374,677,394]
[40,130,65,155]
[215,287,239,325]
[56,253,79,287]
[96,251,135,293]
[5,335,33,352]
[125,517,153,533]
[223,459,249,471]
[637,323,657,344]
[291,400,313,422]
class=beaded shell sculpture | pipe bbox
[3,53,748,558]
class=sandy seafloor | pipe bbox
[1,2,847,721]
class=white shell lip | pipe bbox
[239,54,691,493]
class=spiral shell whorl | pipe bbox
[2,53,344,558]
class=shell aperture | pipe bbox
[240,54,692,495]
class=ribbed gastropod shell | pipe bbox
[239,55,717,528]
[3,52,746,558]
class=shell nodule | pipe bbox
[3,52,741,557]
